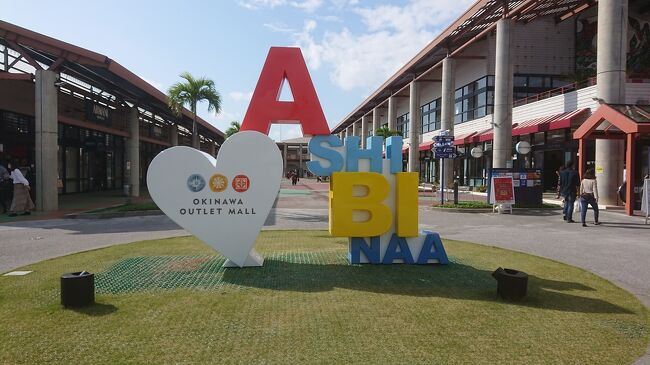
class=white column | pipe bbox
[372,108,380,136]
[170,124,179,146]
[352,120,359,137]
[595,0,628,205]
[408,80,420,173]
[441,57,456,187]
[361,115,369,148]
[127,107,140,197]
[492,18,514,169]
[35,70,58,211]
[387,96,396,131]
[282,143,288,175]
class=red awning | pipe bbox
[419,140,434,151]
[453,132,476,145]
[512,108,589,136]
[548,108,589,130]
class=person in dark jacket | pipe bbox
[559,160,580,223]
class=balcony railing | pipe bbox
[513,77,597,108]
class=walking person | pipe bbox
[579,168,601,227]
[7,161,34,217]
[559,161,580,223]
[0,161,11,214]
[555,166,565,199]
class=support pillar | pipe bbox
[492,18,514,169]
[578,138,585,179]
[352,120,359,137]
[625,133,635,215]
[361,115,369,148]
[34,70,58,211]
[209,142,216,157]
[408,80,420,173]
[440,57,456,187]
[298,144,303,178]
[283,143,288,175]
[596,0,628,206]
[372,108,380,137]
[127,107,140,197]
[170,124,179,146]
[387,96,396,131]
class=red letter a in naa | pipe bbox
[240,47,330,136]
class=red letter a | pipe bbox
[241,47,330,136]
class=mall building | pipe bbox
[332,0,650,215]
[0,21,225,211]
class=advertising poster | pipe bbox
[491,177,515,205]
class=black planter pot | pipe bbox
[61,271,95,308]
[492,267,528,300]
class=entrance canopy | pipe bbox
[0,20,225,147]
[573,104,650,215]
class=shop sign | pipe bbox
[85,100,111,124]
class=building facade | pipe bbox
[0,21,225,211]
[333,0,650,211]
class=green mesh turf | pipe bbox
[96,252,349,294]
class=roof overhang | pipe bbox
[332,0,596,133]
[0,20,225,140]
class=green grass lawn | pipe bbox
[1,231,648,364]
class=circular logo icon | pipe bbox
[232,175,250,193]
[209,174,228,192]
[186,174,206,192]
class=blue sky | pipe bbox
[1,0,473,140]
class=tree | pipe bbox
[374,126,402,139]
[168,72,222,149]
[225,121,241,138]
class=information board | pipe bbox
[487,168,543,206]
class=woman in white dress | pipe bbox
[8,161,34,217]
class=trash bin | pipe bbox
[123,184,131,197]
[61,271,95,308]
[492,267,528,300]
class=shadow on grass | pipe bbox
[221,259,631,314]
[68,303,117,316]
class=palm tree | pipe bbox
[225,121,241,138]
[168,72,222,149]
[374,126,402,139]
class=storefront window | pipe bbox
[454,76,494,124]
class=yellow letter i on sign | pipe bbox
[395,172,418,237]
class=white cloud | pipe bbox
[294,0,474,91]
[239,0,323,12]
[263,22,296,33]
[228,91,254,102]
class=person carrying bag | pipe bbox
[579,168,601,227]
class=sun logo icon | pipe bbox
[209,174,228,192]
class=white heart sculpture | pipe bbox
[146,131,282,267]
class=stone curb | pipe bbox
[426,206,562,213]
